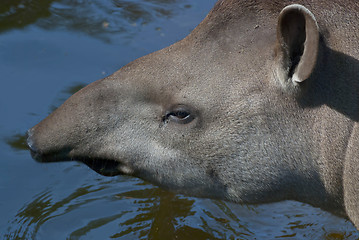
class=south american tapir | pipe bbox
[27,0,359,230]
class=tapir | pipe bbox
[27,0,359,230]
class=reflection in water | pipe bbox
[67,186,223,240]
[0,0,53,32]
[4,83,87,152]
[116,188,198,239]
[4,191,52,240]
[3,176,358,239]
[49,83,87,112]
[63,83,87,95]
[0,0,190,41]
[4,181,227,240]
[5,184,109,239]
[3,175,261,240]
[5,133,28,151]
[206,200,254,238]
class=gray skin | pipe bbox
[27,0,359,230]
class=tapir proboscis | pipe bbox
[27,0,359,230]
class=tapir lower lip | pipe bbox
[30,149,43,162]
[30,150,123,176]
[29,148,72,163]
[79,158,123,176]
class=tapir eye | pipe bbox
[163,105,195,124]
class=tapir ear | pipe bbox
[275,4,319,86]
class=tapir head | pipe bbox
[27,2,331,205]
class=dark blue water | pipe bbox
[1,1,358,239]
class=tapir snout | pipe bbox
[28,0,359,231]
[27,78,137,176]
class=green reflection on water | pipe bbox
[69,211,130,239]
[5,133,28,151]
[5,184,110,239]
[325,232,351,240]
[116,188,198,239]
[0,0,53,32]
[63,83,87,95]
[0,0,191,41]
[5,182,227,239]
[4,174,257,240]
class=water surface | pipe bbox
[1,0,358,239]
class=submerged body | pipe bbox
[27,0,359,230]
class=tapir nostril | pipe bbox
[26,128,38,153]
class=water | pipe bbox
[1,0,358,239]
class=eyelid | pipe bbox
[163,105,195,124]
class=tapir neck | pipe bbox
[292,106,352,217]
[261,93,350,217]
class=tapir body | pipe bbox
[27,0,359,230]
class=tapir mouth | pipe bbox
[27,130,123,177]
[30,149,123,176]
[77,157,123,176]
